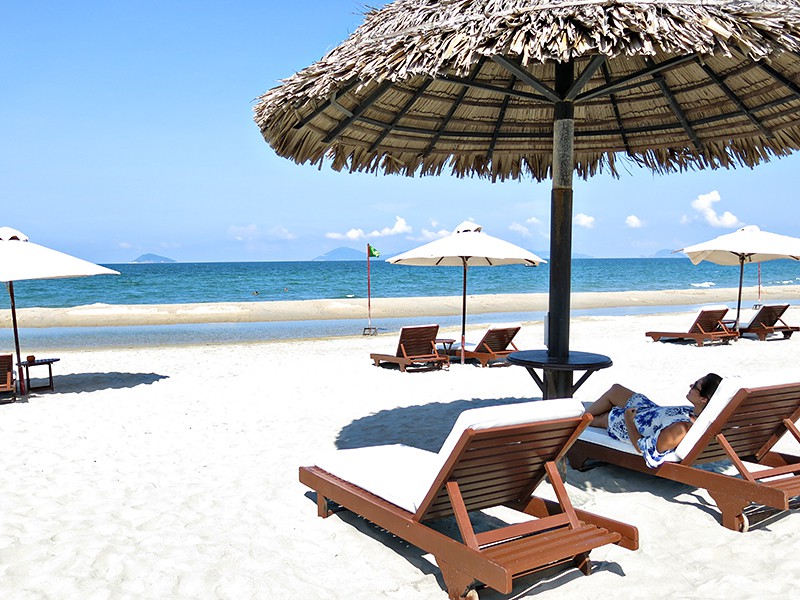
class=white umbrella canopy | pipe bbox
[679,225,800,326]
[388,221,545,362]
[0,227,120,395]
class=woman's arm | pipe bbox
[656,421,692,453]
[624,408,643,453]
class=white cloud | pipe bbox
[625,215,643,228]
[509,222,530,237]
[118,242,134,249]
[415,228,450,241]
[690,190,743,228]
[229,224,260,242]
[526,217,542,225]
[326,216,412,241]
[575,213,595,229]
[268,226,297,240]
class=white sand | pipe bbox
[1,307,800,599]
[4,285,800,327]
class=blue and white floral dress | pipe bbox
[607,393,693,468]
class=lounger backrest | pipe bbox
[678,381,800,464]
[395,324,439,357]
[689,306,729,334]
[477,326,520,352]
[747,304,789,329]
[0,354,13,391]
[417,398,586,521]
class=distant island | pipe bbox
[312,247,366,261]
[132,253,176,264]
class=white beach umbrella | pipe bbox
[0,227,119,395]
[679,226,800,327]
[388,221,544,363]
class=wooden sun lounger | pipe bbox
[450,325,521,367]
[0,354,16,401]
[370,324,450,372]
[645,306,737,346]
[300,401,638,599]
[567,382,800,532]
[738,304,799,341]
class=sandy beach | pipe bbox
[4,285,800,328]
[1,300,800,599]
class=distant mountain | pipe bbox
[312,247,366,261]
[132,253,176,264]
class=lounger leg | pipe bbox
[315,492,332,518]
[707,491,750,532]
[438,558,478,600]
[573,552,592,575]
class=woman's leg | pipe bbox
[586,384,635,428]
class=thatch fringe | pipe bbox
[254,0,800,181]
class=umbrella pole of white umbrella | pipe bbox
[6,282,26,396]
[735,256,745,329]
[461,260,467,365]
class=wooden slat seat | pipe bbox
[568,381,800,532]
[645,306,738,346]
[300,400,638,599]
[370,324,450,372]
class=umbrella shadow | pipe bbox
[35,372,169,394]
[335,396,540,452]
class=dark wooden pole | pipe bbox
[735,256,745,329]
[547,60,575,398]
[461,259,467,364]
[8,281,26,396]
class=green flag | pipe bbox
[368,244,380,258]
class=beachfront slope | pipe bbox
[0,309,799,598]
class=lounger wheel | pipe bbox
[737,513,750,533]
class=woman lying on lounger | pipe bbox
[586,373,722,468]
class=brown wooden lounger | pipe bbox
[447,325,521,367]
[0,354,15,402]
[738,304,800,341]
[300,400,638,599]
[568,382,800,531]
[645,306,738,346]
[370,324,450,372]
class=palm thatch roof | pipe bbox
[254,0,800,181]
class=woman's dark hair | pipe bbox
[699,373,723,400]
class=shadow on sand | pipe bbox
[33,372,169,395]
[335,395,541,452]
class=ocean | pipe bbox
[3,258,799,348]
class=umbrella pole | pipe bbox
[735,256,745,330]
[546,62,575,398]
[8,282,26,396]
[461,261,467,365]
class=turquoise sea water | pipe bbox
[3,258,799,348]
[5,258,800,309]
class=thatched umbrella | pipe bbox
[254,0,800,397]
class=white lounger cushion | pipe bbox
[576,375,784,463]
[316,398,585,513]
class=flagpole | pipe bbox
[364,244,377,335]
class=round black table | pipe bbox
[507,350,612,399]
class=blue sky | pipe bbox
[3,1,799,264]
